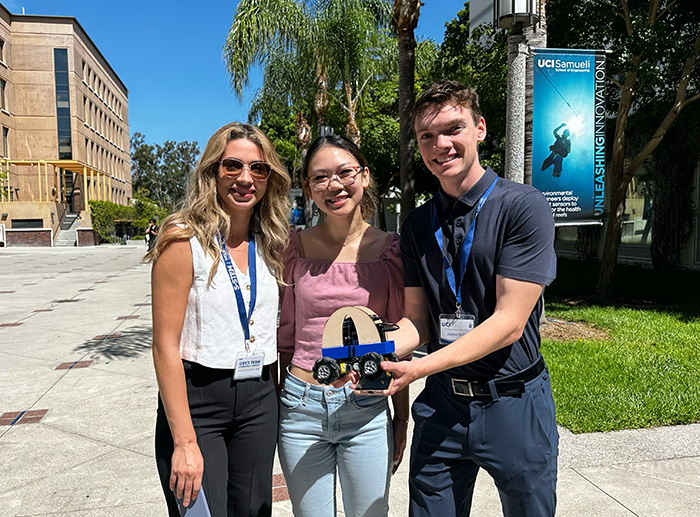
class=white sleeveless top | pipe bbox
[179,234,278,369]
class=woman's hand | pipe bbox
[391,415,408,474]
[170,441,204,508]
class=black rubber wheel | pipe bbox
[359,352,384,380]
[313,357,341,384]
[388,352,400,363]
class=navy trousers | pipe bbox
[409,363,558,517]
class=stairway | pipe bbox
[54,213,80,247]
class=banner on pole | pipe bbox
[532,48,606,225]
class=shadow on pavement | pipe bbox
[74,324,152,360]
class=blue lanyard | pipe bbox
[217,232,257,344]
[432,178,498,310]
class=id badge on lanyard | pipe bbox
[439,310,475,344]
[234,351,264,380]
[218,232,264,380]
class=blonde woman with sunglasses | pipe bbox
[147,122,290,516]
[277,135,409,517]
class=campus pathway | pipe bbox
[0,244,698,516]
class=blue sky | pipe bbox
[6,0,468,151]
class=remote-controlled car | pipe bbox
[313,306,399,393]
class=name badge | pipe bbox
[439,313,475,344]
[234,351,264,380]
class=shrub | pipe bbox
[89,200,136,243]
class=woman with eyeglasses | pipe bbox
[277,135,409,516]
[147,122,290,516]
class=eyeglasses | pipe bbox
[307,166,365,191]
[219,158,271,180]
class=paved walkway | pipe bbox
[0,244,698,516]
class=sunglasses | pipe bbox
[219,158,271,180]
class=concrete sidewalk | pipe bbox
[0,244,698,516]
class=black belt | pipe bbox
[442,356,545,398]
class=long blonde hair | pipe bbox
[146,122,291,284]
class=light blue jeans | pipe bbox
[278,370,393,517]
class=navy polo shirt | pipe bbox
[400,167,556,379]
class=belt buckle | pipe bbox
[451,378,474,397]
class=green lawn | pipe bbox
[541,259,700,433]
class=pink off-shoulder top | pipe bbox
[278,230,405,370]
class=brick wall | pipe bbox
[5,229,53,247]
[77,228,97,246]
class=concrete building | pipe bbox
[0,2,129,247]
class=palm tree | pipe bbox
[247,45,316,181]
[225,0,320,133]
[392,0,421,222]
[224,0,393,145]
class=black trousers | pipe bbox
[155,361,278,517]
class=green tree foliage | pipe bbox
[232,1,449,224]
[225,0,394,145]
[255,105,302,185]
[639,104,700,271]
[130,133,200,211]
[88,200,136,243]
[431,5,508,172]
[359,42,440,197]
[132,188,169,233]
[547,0,700,301]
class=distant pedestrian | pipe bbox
[289,195,306,228]
[145,218,159,251]
[147,122,290,516]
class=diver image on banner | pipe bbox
[541,123,571,177]
[532,48,606,223]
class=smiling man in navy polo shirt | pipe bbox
[382,80,558,516]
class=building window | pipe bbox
[2,126,8,158]
[622,175,652,245]
[0,39,5,63]
[0,79,6,111]
[54,48,72,159]
[11,219,43,229]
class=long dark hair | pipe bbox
[302,135,378,221]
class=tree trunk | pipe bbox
[314,71,331,135]
[397,26,416,222]
[345,116,361,147]
[294,111,311,188]
[344,84,361,147]
[394,0,420,223]
[596,184,626,302]
[595,16,700,302]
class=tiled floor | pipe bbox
[0,410,48,426]
[55,360,93,370]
